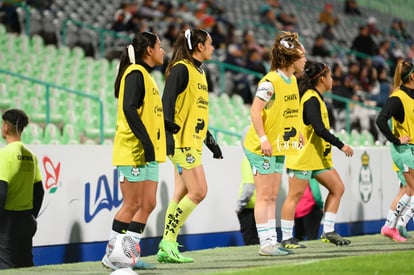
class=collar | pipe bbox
[137,60,154,73]
[277,69,292,84]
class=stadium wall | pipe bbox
[26,145,410,266]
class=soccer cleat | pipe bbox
[321,231,351,246]
[102,254,119,270]
[259,244,289,256]
[157,240,193,263]
[397,225,412,239]
[108,235,141,268]
[381,226,407,242]
[102,254,156,271]
[281,237,307,249]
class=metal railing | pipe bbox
[0,68,105,144]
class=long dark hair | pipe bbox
[114,32,159,98]
[297,61,329,98]
[165,28,210,78]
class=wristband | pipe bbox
[259,135,268,143]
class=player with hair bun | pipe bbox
[281,61,353,249]
[157,28,223,264]
[243,31,306,256]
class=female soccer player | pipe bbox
[157,28,222,264]
[281,61,353,249]
[102,31,166,270]
[243,31,306,256]
[376,60,414,242]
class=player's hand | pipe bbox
[399,135,411,144]
[341,144,353,157]
[261,140,272,156]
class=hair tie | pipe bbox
[127,44,136,64]
[280,37,294,49]
[184,29,192,50]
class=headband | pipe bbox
[280,37,294,49]
[403,65,414,81]
[310,64,328,81]
[184,29,192,50]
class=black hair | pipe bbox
[114,32,159,98]
[2,108,29,134]
[165,28,210,78]
[297,61,329,98]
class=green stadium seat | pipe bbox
[43,123,61,144]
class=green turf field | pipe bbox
[1,233,413,275]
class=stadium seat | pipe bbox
[43,123,62,144]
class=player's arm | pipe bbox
[0,180,7,217]
[32,181,44,218]
[123,71,155,162]
[303,98,344,149]
[162,64,188,155]
[376,97,404,145]
[251,80,274,156]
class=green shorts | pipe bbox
[391,144,414,172]
[245,149,285,175]
[287,168,332,180]
[169,147,202,170]
[117,161,159,182]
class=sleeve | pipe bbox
[162,64,188,155]
[303,97,344,149]
[376,97,404,145]
[255,80,274,102]
[32,181,44,218]
[123,71,155,162]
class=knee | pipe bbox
[190,190,207,203]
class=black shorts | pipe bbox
[0,210,36,269]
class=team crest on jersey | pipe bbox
[262,159,270,170]
[131,167,140,176]
[186,153,195,164]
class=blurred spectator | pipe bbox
[0,0,23,33]
[27,0,53,12]
[204,0,225,16]
[351,25,377,61]
[242,30,266,57]
[111,2,138,32]
[259,0,298,32]
[311,34,331,57]
[407,43,414,63]
[245,49,267,84]
[344,0,362,15]
[224,44,253,104]
[210,21,228,49]
[372,40,391,71]
[321,24,335,41]
[139,0,163,20]
[163,22,178,49]
[175,2,199,26]
[367,16,381,38]
[368,66,391,108]
[331,62,351,131]
[319,3,339,27]
[389,18,412,45]
[259,4,283,31]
